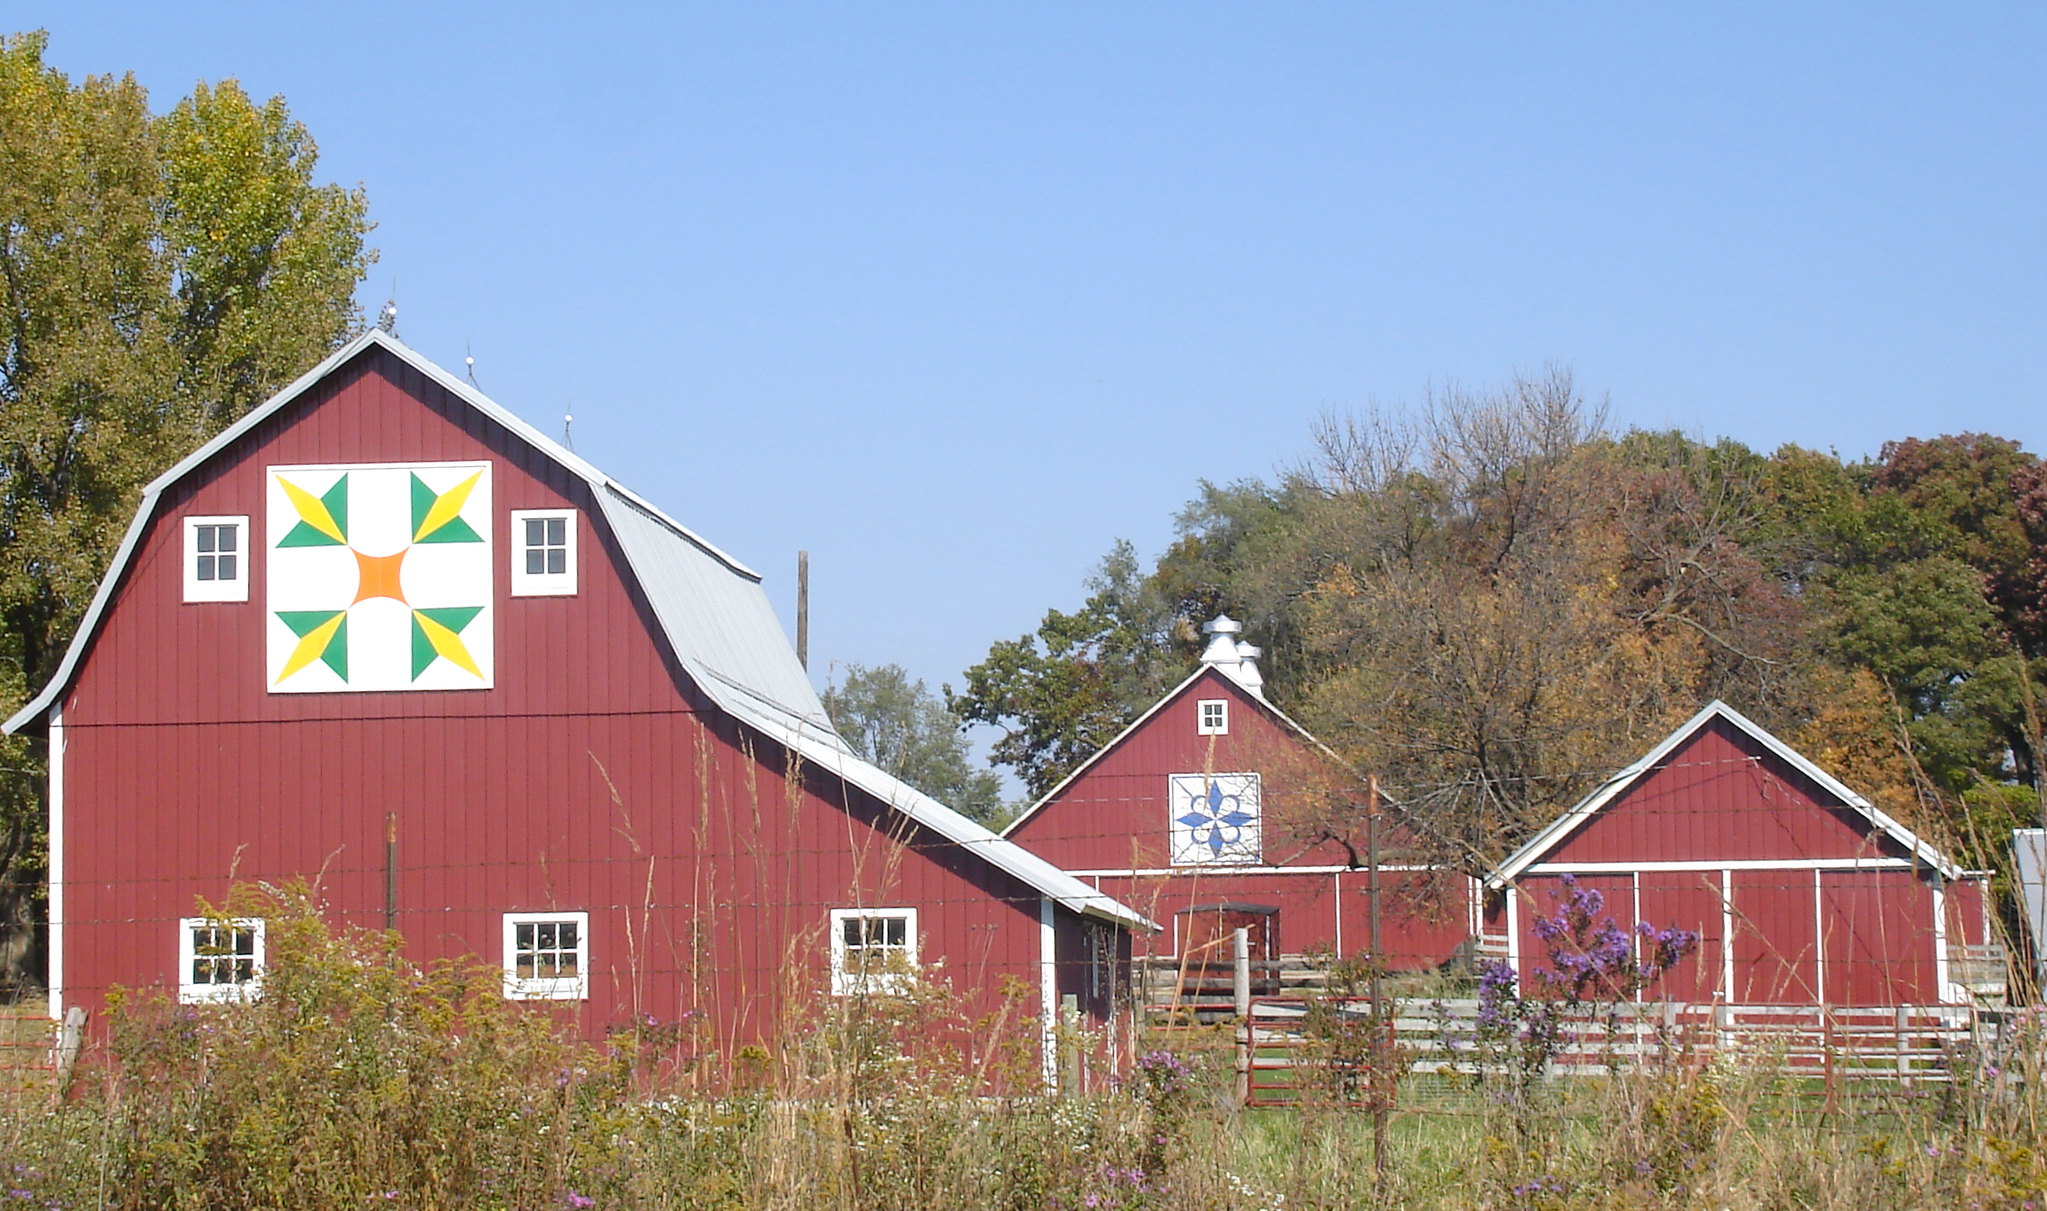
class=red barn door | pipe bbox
[1637,870,1725,1004]
[1819,870,1935,1006]
[1729,869,1819,1004]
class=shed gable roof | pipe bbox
[1486,700,1961,887]
[7,329,1148,929]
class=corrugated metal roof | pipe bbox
[5,329,1151,931]
[2016,830,2047,970]
[598,486,836,740]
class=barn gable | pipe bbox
[6,329,1142,932]
[1003,617,1478,970]
[1485,701,1982,1008]
[1489,700,1960,887]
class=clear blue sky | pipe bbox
[34,5,2047,736]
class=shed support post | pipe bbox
[1234,927,1251,1106]
[1039,898,1058,1091]
[1060,993,1081,1096]
[1897,1005,1911,1080]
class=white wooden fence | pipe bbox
[1240,997,1990,1106]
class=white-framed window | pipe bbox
[1168,772,1263,865]
[503,911,589,1000]
[509,509,577,596]
[179,917,264,1003]
[183,516,249,602]
[1197,698,1229,736]
[829,907,919,996]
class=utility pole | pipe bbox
[1367,774,1389,1178]
[796,551,810,670]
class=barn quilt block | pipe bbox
[1168,772,1262,865]
[265,462,494,692]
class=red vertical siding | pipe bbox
[1819,870,1937,1006]
[1550,721,1910,866]
[1512,874,1632,991]
[1081,868,1472,970]
[52,346,1081,1061]
[1730,869,1819,1004]
[1636,871,1725,1003]
[1948,876,1990,948]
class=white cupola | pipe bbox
[1199,614,1265,699]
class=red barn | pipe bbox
[4,329,1146,1082]
[1002,618,1480,977]
[1485,701,1995,1007]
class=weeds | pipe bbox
[4,883,2047,1207]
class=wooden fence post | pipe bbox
[51,1006,86,1096]
[1822,1007,1838,1112]
[1895,1005,1911,1081]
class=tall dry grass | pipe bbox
[2,885,2046,1209]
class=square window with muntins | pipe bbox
[828,907,918,995]
[179,917,264,1002]
[184,516,249,602]
[1197,698,1229,736]
[510,509,578,596]
[503,911,588,1000]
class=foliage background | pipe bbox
[0,30,373,987]
[957,376,2047,872]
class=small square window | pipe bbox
[183,516,249,602]
[510,509,577,596]
[179,917,264,1002]
[503,911,589,1000]
[1197,699,1229,736]
[828,908,919,996]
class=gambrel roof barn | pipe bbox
[7,329,1144,1081]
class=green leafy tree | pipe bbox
[964,375,1824,862]
[824,662,1007,825]
[1810,434,2045,797]
[951,541,1195,800]
[0,30,374,986]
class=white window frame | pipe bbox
[179,917,265,1003]
[1196,698,1229,736]
[829,907,919,996]
[509,509,578,597]
[183,515,249,602]
[503,911,589,1000]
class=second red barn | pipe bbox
[1003,618,1480,979]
